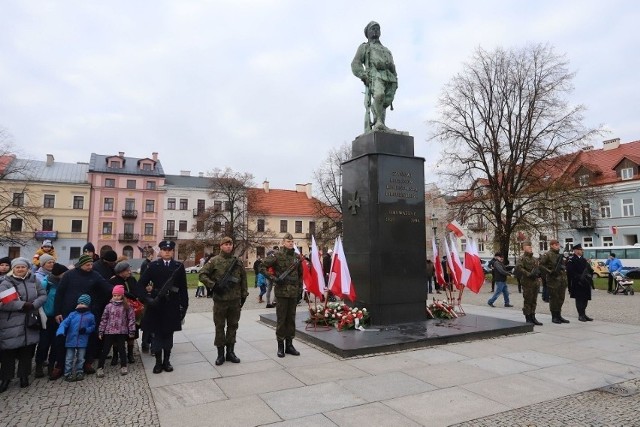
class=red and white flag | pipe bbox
[306,236,326,299]
[443,236,462,289]
[446,220,464,238]
[0,287,19,304]
[462,238,485,293]
[611,226,618,235]
[448,234,464,289]
[432,239,446,286]
[328,236,357,302]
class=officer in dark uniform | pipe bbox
[198,236,248,366]
[136,240,188,374]
[260,233,302,358]
[566,244,594,322]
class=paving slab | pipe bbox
[345,352,431,375]
[406,360,496,388]
[336,371,436,402]
[500,350,573,368]
[405,346,470,364]
[524,363,626,392]
[145,361,221,388]
[325,402,422,427]
[215,368,304,398]
[265,414,338,427]
[287,360,369,385]
[152,378,226,410]
[460,354,538,375]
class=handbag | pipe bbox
[26,311,41,330]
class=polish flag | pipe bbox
[446,220,465,238]
[328,237,357,302]
[443,236,462,289]
[463,238,485,293]
[433,239,446,286]
[306,236,326,299]
[293,243,308,294]
[610,226,618,235]
[0,287,19,304]
[448,235,464,289]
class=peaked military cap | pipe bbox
[159,240,176,250]
[572,244,583,250]
[283,233,294,240]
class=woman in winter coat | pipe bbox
[0,257,47,392]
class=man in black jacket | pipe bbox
[566,244,594,322]
[487,253,514,308]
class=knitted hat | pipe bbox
[51,263,69,277]
[77,294,91,306]
[83,242,96,253]
[102,250,118,262]
[11,257,30,269]
[42,240,53,248]
[112,285,125,296]
[76,254,94,268]
[39,254,55,266]
[114,261,130,274]
[0,256,11,266]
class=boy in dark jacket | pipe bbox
[56,294,96,382]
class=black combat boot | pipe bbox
[551,311,561,324]
[226,344,240,363]
[153,353,163,374]
[558,311,570,323]
[215,346,225,366]
[277,340,285,358]
[531,314,543,326]
[524,314,533,324]
[285,338,300,356]
[584,314,593,321]
[162,350,173,372]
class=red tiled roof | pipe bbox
[248,188,324,216]
[576,140,640,186]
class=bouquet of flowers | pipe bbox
[426,298,458,319]
[307,302,370,330]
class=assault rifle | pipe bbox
[149,262,184,306]
[212,257,240,296]
[275,256,301,285]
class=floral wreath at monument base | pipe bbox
[306,302,370,331]
[426,298,458,319]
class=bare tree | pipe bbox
[0,128,40,246]
[312,143,349,248]
[430,44,604,258]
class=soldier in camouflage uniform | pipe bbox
[514,241,542,326]
[539,239,570,324]
[260,233,302,358]
[198,237,248,365]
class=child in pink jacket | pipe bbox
[96,285,135,377]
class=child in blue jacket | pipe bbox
[56,294,96,382]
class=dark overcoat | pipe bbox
[566,255,593,301]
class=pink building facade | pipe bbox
[87,152,165,258]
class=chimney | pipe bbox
[603,138,621,151]
[46,154,54,166]
[263,180,270,193]
[152,152,158,161]
[180,170,191,176]
[118,151,124,157]
[295,183,313,198]
[198,172,204,178]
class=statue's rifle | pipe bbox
[363,45,372,132]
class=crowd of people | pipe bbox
[0,239,189,393]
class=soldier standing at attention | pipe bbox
[514,241,542,326]
[539,239,570,324]
[136,240,188,374]
[198,237,248,366]
[261,233,302,358]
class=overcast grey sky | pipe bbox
[1,0,638,190]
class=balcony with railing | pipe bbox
[118,233,140,242]
[122,209,138,219]
[570,220,595,230]
[192,208,205,217]
[164,229,178,239]
[467,222,487,232]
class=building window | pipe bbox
[69,247,81,260]
[71,220,82,233]
[142,163,152,171]
[309,221,316,236]
[73,196,84,209]
[539,235,548,252]
[460,238,467,252]
[578,174,589,186]
[124,223,134,234]
[103,197,114,211]
[105,178,115,188]
[214,201,222,211]
[125,198,135,210]
[562,211,572,222]
[144,223,154,235]
[179,220,188,232]
[213,221,221,232]
[622,198,635,217]
[10,218,22,232]
[126,179,136,189]
[167,198,176,210]
[12,193,24,207]
[42,219,53,231]
[295,221,302,234]
[166,220,175,231]
[109,160,121,169]
[196,221,204,232]
[600,201,611,218]
[621,167,634,180]
[197,199,205,214]
[581,205,591,226]
[102,222,113,235]
[224,201,232,211]
[603,236,614,247]
[180,199,188,210]
[565,238,574,250]
[256,246,265,258]
[145,200,155,213]
[44,194,55,208]
[280,220,288,233]
[257,219,265,232]
[582,237,593,247]
[477,240,485,252]
[146,181,156,190]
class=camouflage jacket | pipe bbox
[515,252,539,285]
[539,248,567,287]
[260,247,302,298]
[198,253,248,301]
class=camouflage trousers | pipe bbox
[275,297,297,341]
[548,284,567,312]
[213,299,241,347]
[521,281,539,315]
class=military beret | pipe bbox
[219,236,233,246]
[283,233,294,240]
[159,240,176,250]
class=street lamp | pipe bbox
[431,213,438,239]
